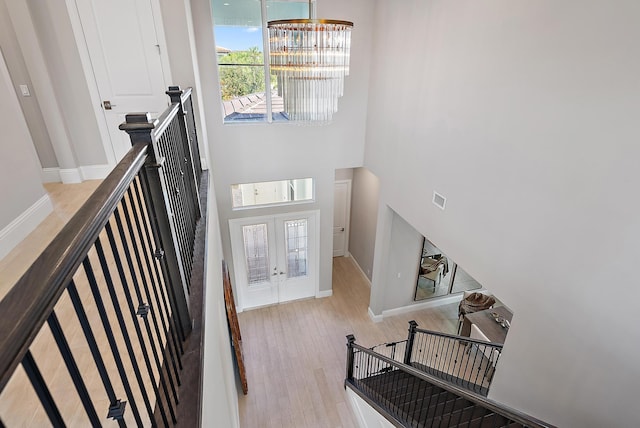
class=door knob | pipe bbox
[103,100,117,110]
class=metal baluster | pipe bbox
[131,178,184,357]
[115,200,182,389]
[47,311,101,426]
[21,350,65,427]
[67,281,127,427]
[425,333,434,368]
[122,186,184,375]
[102,220,173,426]
[470,342,484,393]
[92,237,156,423]
[442,337,454,380]
[451,339,464,386]
[82,257,143,426]
[120,113,192,339]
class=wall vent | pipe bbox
[432,191,446,210]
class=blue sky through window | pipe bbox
[215,26,263,52]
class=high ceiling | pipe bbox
[211,0,309,27]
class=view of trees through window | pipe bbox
[211,0,308,122]
[218,47,265,101]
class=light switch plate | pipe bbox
[19,84,30,97]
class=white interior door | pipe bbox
[74,0,170,162]
[333,181,351,257]
[230,211,318,311]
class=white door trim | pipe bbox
[334,180,352,257]
[64,0,173,167]
[229,210,320,311]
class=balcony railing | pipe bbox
[346,335,554,428]
[0,87,204,427]
[405,321,504,396]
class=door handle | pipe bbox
[279,271,285,275]
[103,100,117,110]
[340,227,345,232]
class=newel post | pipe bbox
[404,320,418,364]
[346,334,356,384]
[119,113,192,339]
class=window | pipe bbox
[212,0,310,123]
[231,178,314,209]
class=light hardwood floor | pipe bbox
[0,180,165,427]
[0,182,460,427]
[0,180,102,300]
[237,256,459,428]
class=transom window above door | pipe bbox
[211,0,310,123]
[231,178,314,209]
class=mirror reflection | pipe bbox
[415,237,482,301]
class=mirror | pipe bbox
[415,237,482,301]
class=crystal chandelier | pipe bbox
[267,1,353,124]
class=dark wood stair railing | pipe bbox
[0,86,205,427]
[345,335,555,428]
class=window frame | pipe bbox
[213,0,311,124]
[230,178,316,211]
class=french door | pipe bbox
[229,211,319,311]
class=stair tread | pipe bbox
[410,362,489,396]
[353,370,526,428]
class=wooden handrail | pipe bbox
[0,143,148,392]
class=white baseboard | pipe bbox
[349,255,371,287]
[381,294,463,318]
[80,164,112,180]
[317,289,333,298]
[200,157,208,171]
[41,164,112,184]
[59,168,82,184]
[0,194,53,260]
[368,307,383,323]
[41,167,61,183]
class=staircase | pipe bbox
[345,333,554,428]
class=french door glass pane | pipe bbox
[285,219,308,278]
[242,224,270,285]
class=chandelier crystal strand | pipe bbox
[268,19,353,124]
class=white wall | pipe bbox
[157,0,211,170]
[201,176,240,427]
[0,47,51,257]
[0,0,57,169]
[381,211,423,311]
[335,168,354,181]
[349,167,379,281]
[192,0,375,295]
[27,0,105,167]
[365,1,640,426]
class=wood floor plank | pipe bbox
[237,255,459,427]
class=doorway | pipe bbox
[70,0,171,163]
[229,211,319,311]
[333,180,351,257]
